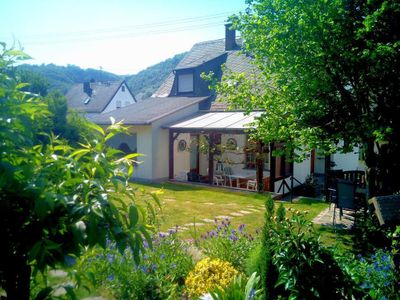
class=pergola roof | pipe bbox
[165,111,262,132]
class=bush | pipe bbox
[185,257,239,298]
[77,230,194,299]
[255,196,356,299]
[210,272,263,300]
[199,219,258,272]
[337,248,400,299]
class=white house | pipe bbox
[88,25,365,195]
[66,80,136,118]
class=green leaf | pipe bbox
[85,121,104,136]
[33,287,53,300]
[128,205,139,228]
[69,148,90,159]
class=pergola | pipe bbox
[165,111,278,192]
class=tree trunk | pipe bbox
[364,139,400,197]
[4,252,31,300]
[256,141,264,192]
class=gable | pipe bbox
[66,80,135,113]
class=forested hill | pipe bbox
[125,52,186,100]
[16,52,186,99]
[16,64,120,94]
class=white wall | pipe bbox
[132,126,153,180]
[173,133,191,180]
[151,104,200,181]
[107,133,137,153]
[314,152,326,174]
[331,146,365,171]
[293,156,311,184]
[102,83,136,113]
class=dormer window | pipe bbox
[178,73,194,93]
[121,85,125,92]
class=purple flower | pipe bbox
[171,263,177,269]
[160,254,165,260]
[140,265,148,273]
[238,224,245,232]
[64,255,76,267]
[107,274,115,281]
[107,254,115,263]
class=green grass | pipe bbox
[130,182,332,240]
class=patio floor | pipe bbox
[312,204,355,229]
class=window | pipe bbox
[121,85,125,92]
[116,100,121,108]
[178,73,194,93]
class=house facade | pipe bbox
[66,80,136,118]
[87,24,365,195]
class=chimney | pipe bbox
[83,82,92,97]
[225,23,236,51]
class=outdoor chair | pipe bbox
[213,175,224,186]
[223,166,233,187]
[246,179,257,191]
[332,179,357,225]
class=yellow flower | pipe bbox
[185,257,238,297]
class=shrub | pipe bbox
[337,248,400,299]
[77,230,194,299]
[255,196,356,299]
[210,272,263,300]
[185,257,239,298]
[199,219,257,272]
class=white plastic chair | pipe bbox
[246,179,257,191]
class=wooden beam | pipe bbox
[269,142,275,192]
[169,130,174,179]
[208,132,215,185]
[168,131,180,180]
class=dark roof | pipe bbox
[153,38,257,111]
[89,96,209,125]
[66,80,134,113]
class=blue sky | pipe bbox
[0,0,247,75]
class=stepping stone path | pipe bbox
[215,215,232,220]
[230,212,244,216]
[160,202,265,236]
[202,218,216,223]
[184,222,205,227]
[246,208,261,212]
[164,198,176,202]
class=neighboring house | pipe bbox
[66,80,136,118]
[89,24,364,195]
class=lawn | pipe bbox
[130,182,332,240]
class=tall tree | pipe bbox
[0,44,154,299]
[216,0,400,195]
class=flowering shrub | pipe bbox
[337,249,399,299]
[199,219,258,272]
[76,230,193,299]
[185,257,239,297]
